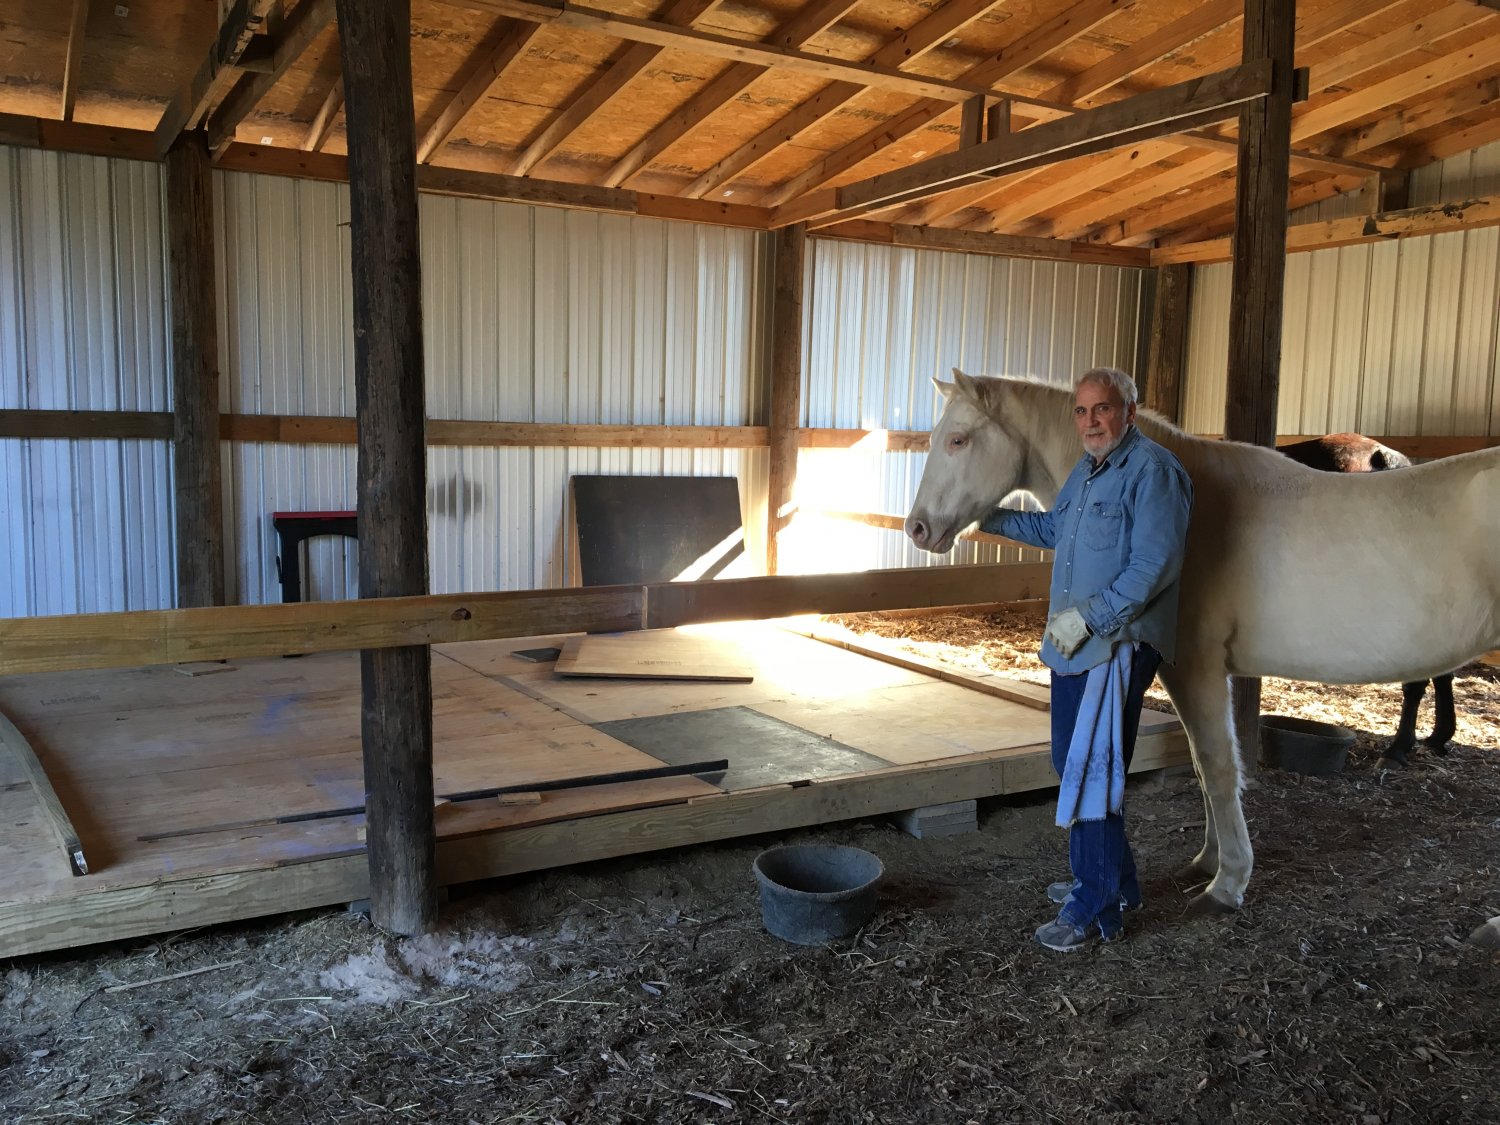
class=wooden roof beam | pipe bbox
[61,0,89,122]
[899,0,1245,227]
[215,144,773,229]
[762,0,1131,209]
[1153,193,1500,264]
[815,219,1152,267]
[776,61,1273,228]
[417,20,542,164]
[945,0,1420,235]
[510,0,721,178]
[455,0,1075,110]
[200,0,337,155]
[1040,35,1500,243]
[606,0,863,189]
[683,0,1006,200]
[153,0,281,153]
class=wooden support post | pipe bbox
[766,223,806,575]
[335,0,437,936]
[1144,264,1192,423]
[165,131,225,609]
[959,96,986,148]
[1225,0,1296,765]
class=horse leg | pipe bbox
[1385,681,1426,765]
[1159,663,1251,913]
[1423,673,1456,753]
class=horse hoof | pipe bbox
[1174,860,1211,883]
[1183,890,1238,918]
[1376,755,1407,770]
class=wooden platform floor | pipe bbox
[0,623,1187,958]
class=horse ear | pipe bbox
[931,375,955,401]
[951,368,980,403]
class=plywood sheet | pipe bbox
[555,630,754,682]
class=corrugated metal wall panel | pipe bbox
[0,150,175,616]
[212,176,767,602]
[793,238,1147,575]
[1182,140,1500,441]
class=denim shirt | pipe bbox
[979,424,1193,674]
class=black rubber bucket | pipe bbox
[1259,715,1355,776]
[752,845,884,945]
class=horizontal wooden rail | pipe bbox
[805,507,1016,547]
[0,564,1050,677]
[5,410,1494,461]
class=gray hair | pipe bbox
[1075,366,1139,407]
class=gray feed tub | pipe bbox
[752,844,884,945]
[1259,715,1355,776]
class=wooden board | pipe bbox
[554,629,754,682]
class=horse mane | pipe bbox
[951,370,1308,491]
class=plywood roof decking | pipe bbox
[6,0,1498,250]
[0,623,1186,957]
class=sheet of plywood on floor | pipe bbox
[750,679,1052,766]
[444,625,933,724]
[554,630,754,682]
[0,651,720,903]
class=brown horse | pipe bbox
[1279,434,1455,765]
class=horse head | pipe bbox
[904,369,1029,553]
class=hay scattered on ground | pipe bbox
[3,613,1498,1124]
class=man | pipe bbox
[979,367,1192,952]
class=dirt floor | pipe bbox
[4,610,1500,1125]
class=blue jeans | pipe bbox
[1050,645,1163,939]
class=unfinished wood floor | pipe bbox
[0,623,1186,957]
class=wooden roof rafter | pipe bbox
[761,0,1133,210]
[894,0,1252,228]
[61,0,90,123]
[508,0,723,178]
[774,61,1276,229]
[1032,29,1500,244]
[679,0,1008,200]
[416,18,543,163]
[450,0,1080,112]
[303,75,344,152]
[907,0,1422,234]
[603,0,867,188]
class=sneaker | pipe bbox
[1034,918,1099,953]
[1045,880,1142,912]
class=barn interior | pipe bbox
[1,0,1498,964]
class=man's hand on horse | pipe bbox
[1046,608,1090,657]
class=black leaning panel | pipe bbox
[571,475,743,587]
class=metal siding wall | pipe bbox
[1182,140,1500,441]
[0,149,174,616]
[788,238,1146,575]
[213,176,765,601]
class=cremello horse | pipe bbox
[904,370,1500,915]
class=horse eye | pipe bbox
[949,434,966,449]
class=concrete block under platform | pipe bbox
[891,799,978,839]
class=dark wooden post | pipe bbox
[1143,264,1192,424]
[1225,0,1296,765]
[335,0,436,935]
[165,131,225,609]
[766,224,806,575]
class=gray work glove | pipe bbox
[1046,607,1090,658]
